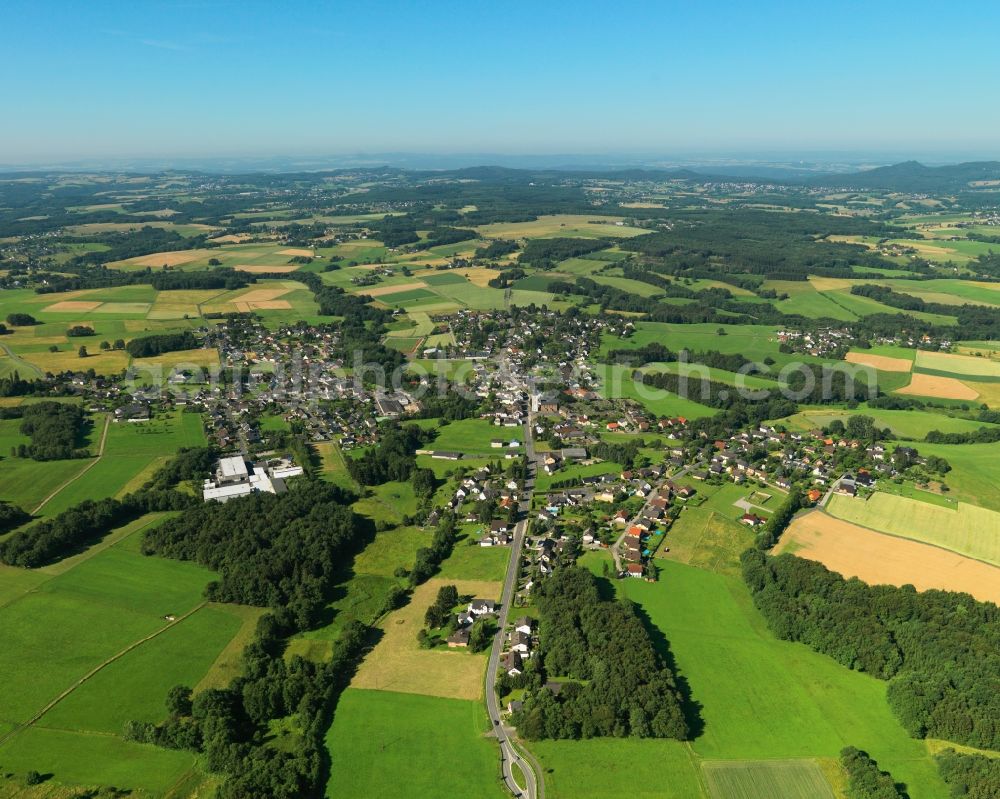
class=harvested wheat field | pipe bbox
[896,372,978,400]
[351,578,501,700]
[118,248,215,267]
[845,351,913,372]
[778,511,1000,604]
[808,276,853,292]
[42,300,101,313]
[363,281,429,297]
[278,248,314,257]
[454,268,500,287]
[233,264,300,273]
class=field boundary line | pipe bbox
[0,601,208,747]
[800,507,1000,570]
[30,413,111,515]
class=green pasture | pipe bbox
[324,689,505,799]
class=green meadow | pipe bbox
[324,689,505,799]
[0,515,243,794]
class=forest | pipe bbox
[512,566,689,741]
[141,480,370,629]
[742,549,1000,750]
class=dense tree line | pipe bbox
[840,747,908,799]
[410,510,458,586]
[142,481,367,629]
[924,425,1000,445]
[605,341,755,372]
[149,269,250,291]
[513,566,689,740]
[6,401,88,460]
[753,487,804,549]
[0,489,193,568]
[851,284,1000,340]
[125,331,199,357]
[742,550,1000,750]
[0,371,58,397]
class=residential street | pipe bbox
[484,416,542,799]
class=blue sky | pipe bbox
[3,0,999,162]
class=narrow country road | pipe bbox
[484,412,543,799]
[31,413,111,514]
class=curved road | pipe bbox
[485,417,542,799]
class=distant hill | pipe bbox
[803,160,1000,193]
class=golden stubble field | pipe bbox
[350,578,501,700]
[779,510,1000,604]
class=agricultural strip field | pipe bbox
[473,214,648,239]
[349,579,500,700]
[826,492,1000,566]
[915,349,1000,379]
[895,372,980,400]
[324,689,505,799]
[779,510,1000,604]
[702,760,835,799]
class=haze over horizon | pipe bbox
[4,0,1000,166]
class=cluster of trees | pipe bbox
[125,331,199,357]
[66,324,94,337]
[475,239,518,259]
[840,747,907,799]
[346,423,432,485]
[936,750,1000,799]
[512,566,689,740]
[8,401,87,460]
[518,237,610,269]
[424,584,458,629]
[126,615,371,799]
[5,313,36,326]
[742,549,1000,750]
[0,500,29,534]
[142,481,368,629]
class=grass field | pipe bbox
[324,689,505,799]
[826,492,1000,566]
[0,514,242,793]
[350,578,500,700]
[702,760,834,799]
[430,417,518,453]
[916,440,1000,511]
[779,510,1000,604]
[436,531,511,582]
